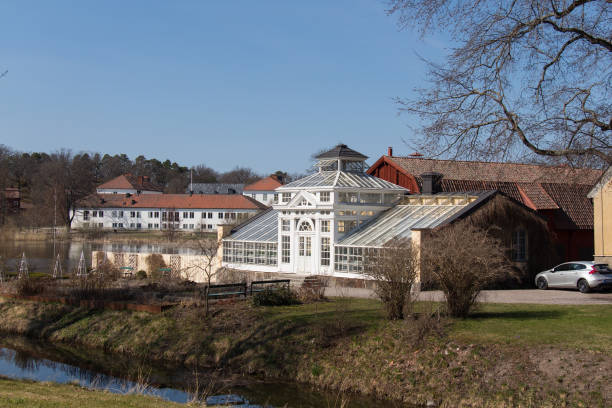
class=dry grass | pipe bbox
[0,376,183,408]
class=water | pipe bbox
[0,239,201,276]
[0,336,399,407]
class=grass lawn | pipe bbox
[260,298,612,352]
[449,303,612,352]
[0,377,184,408]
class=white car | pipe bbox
[535,262,612,293]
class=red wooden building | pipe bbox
[367,148,603,262]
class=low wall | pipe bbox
[92,250,222,283]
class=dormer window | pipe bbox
[282,193,292,203]
[319,192,330,202]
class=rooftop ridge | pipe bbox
[388,155,602,173]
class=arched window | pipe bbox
[298,220,313,231]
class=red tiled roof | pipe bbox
[244,176,283,191]
[97,174,163,192]
[388,157,602,184]
[540,183,595,230]
[370,156,603,230]
[77,193,268,210]
[516,183,559,210]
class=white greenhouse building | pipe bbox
[222,144,409,278]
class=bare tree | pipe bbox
[421,221,512,317]
[185,234,223,316]
[218,167,260,184]
[363,238,420,320]
[387,0,611,165]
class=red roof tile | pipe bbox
[97,174,163,192]
[77,194,268,210]
[516,183,558,210]
[244,176,283,191]
[370,156,603,230]
[388,157,602,184]
[540,183,595,230]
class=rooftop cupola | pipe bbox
[315,144,368,173]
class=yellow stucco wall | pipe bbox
[593,178,612,259]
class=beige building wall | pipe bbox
[593,177,612,264]
[91,250,223,283]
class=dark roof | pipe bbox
[315,144,368,160]
[97,174,163,192]
[188,183,245,195]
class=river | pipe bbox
[0,240,405,406]
[0,334,401,407]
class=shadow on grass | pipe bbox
[468,310,565,320]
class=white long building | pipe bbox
[72,192,267,232]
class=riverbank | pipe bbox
[0,296,610,407]
[0,376,183,408]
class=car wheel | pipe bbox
[536,277,548,290]
[577,279,590,293]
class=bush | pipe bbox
[422,221,513,318]
[363,238,420,320]
[15,277,45,296]
[145,254,167,280]
[297,276,328,302]
[252,288,300,307]
[136,270,148,279]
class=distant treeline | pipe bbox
[0,145,292,228]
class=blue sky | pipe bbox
[0,0,447,174]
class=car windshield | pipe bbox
[594,264,611,273]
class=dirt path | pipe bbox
[325,287,612,305]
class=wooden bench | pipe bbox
[249,279,290,295]
[119,266,134,278]
[205,282,248,299]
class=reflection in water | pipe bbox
[0,240,201,276]
[0,335,399,407]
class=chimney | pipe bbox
[420,172,442,194]
[388,146,393,156]
[409,152,424,158]
[138,176,144,185]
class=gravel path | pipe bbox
[325,287,612,305]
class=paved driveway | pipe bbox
[325,287,612,305]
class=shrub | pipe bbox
[363,238,420,320]
[16,277,45,296]
[145,254,167,280]
[297,276,328,302]
[422,221,513,318]
[136,270,148,279]
[252,287,300,307]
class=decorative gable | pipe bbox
[286,191,317,208]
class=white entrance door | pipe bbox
[296,235,312,274]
